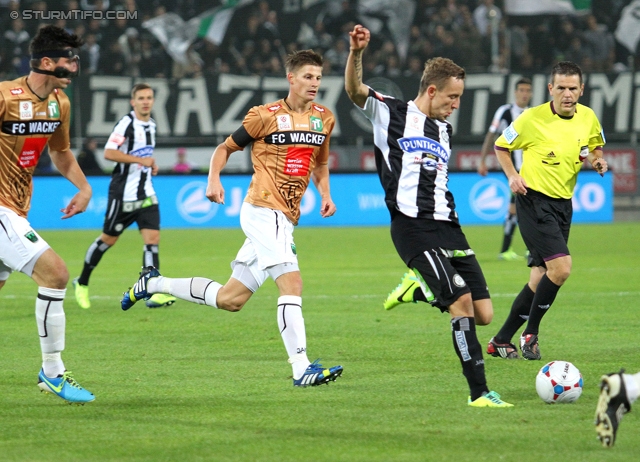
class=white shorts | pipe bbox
[231,202,299,285]
[0,206,50,280]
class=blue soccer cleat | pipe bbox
[293,359,343,387]
[37,369,95,404]
[121,266,160,311]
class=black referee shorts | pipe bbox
[516,189,572,268]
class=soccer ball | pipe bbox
[535,361,583,404]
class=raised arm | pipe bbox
[345,24,371,108]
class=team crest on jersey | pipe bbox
[10,88,24,95]
[310,116,323,132]
[312,105,324,112]
[268,104,282,112]
[277,114,292,130]
[20,101,33,120]
[47,101,59,118]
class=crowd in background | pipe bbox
[1,0,636,83]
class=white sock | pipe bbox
[277,295,310,379]
[36,287,66,377]
[148,276,221,308]
[625,373,640,404]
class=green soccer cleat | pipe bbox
[73,278,91,309]
[383,270,420,310]
[498,249,524,261]
[146,293,176,308]
[468,391,514,408]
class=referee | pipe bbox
[486,61,608,361]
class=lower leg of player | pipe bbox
[277,295,310,379]
[494,283,535,343]
[143,244,159,269]
[451,316,487,401]
[523,274,560,335]
[36,287,66,377]
[77,238,111,285]
[500,213,518,253]
[147,276,221,307]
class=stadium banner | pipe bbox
[74,71,640,145]
[30,172,612,230]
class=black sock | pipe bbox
[143,244,159,269]
[500,213,518,253]
[495,283,535,343]
[78,238,111,285]
[524,274,561,335]
[451,317,487,401]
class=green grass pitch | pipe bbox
[1,223,639,461]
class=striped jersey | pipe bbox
[104,111,156,201]
[495,101,605,199]
[225,99,335,225]
[0,76,71,217]
[488,103,526,171]
[357,87,458,223]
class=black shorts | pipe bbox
[516,189,572,268]
[390,213,489,311]
[409,250,490,312]
[103,197,160,236]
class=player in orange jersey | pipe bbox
[121,50,343,388]
[0,25,94,403]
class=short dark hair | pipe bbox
[515,77,532,89]
[551,61,583,85]
[419,57,465,96]
[285,49,323,74]
[131,83,153,99]
[29,25,83,68]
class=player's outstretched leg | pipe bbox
[293,359,343,387]
[121,266,160,310]
[595,370,632,448]
[383,270,421,310]
[38,369,95,404]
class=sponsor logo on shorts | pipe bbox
[453,274,466,287]
[24,230,38,242]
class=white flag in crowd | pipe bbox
[505,0,576,15]
[615,0,640,54]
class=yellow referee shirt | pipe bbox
[495,101,605,199]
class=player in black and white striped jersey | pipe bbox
[345,24,512,407]
[478,78,532,261]
[73,83,176,309]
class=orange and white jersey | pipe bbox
[0,76,70,217]
[225,99,335,225]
